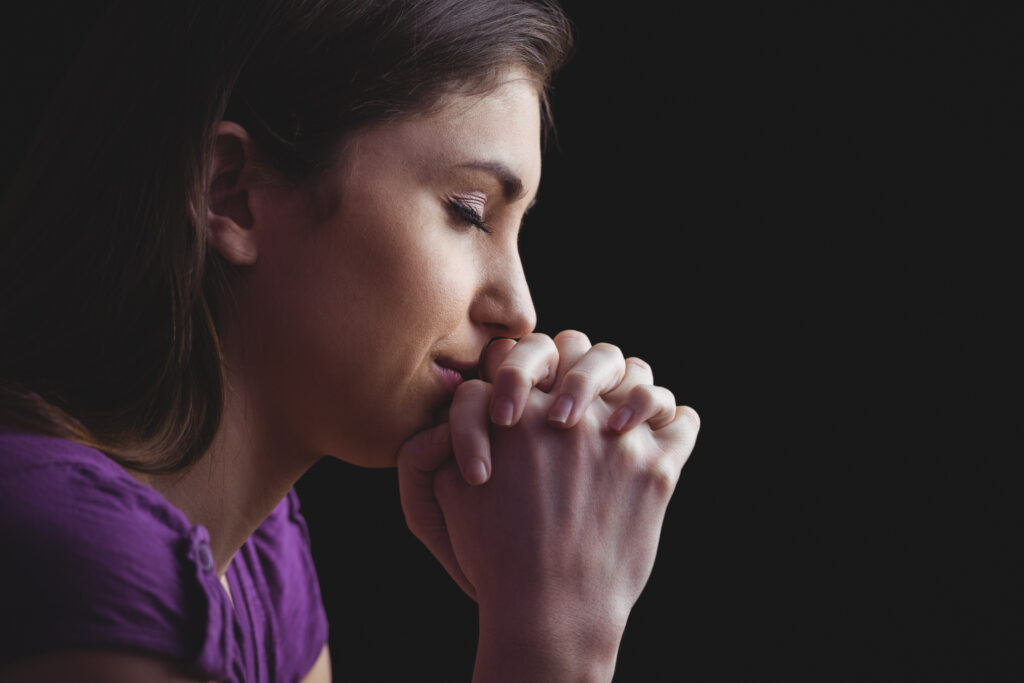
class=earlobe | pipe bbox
[207,121,258,266]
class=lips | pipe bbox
[434,358,477,392]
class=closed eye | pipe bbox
[446,199,492,234]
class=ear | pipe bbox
[207,121,259,265]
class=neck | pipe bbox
[133,376,320,578]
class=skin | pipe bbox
[226,72,544,469]
[144,71,549,579]
[2,67,699,682]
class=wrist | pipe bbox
[472,598,627,683]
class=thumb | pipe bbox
[396,422,476,600]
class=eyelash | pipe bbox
[447,199,492,234]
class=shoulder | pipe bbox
[0,430,192,565]
[248,488,317,575]
[239,489,330,680]
[0,431,230,678]
[0,430,194,570]
[246,488,326,623]
[0,429,188,524]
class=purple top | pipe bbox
[0,430,329,682]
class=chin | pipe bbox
[326,426,418,469]
[324,446,398,469]
[321,402,442,469]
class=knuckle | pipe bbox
[615,432,678,498]
[522,331,554,347]
[628,384,658,409]
[591,342,624,362]
[561,367,598,394]
[454,378,489,401]
[531,334,560,363]
[647,457,679,497]
[625,356,652,374]
[677,405,701,432]
[482,336,516,357]
[450,380,490,416]
[480,337,517,373]
[553,329,591,347]
[617,440,645,472]
[539,361,555,385]
[493,363,531,389]
[656,386,678,411]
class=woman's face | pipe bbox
[236,68,542,468]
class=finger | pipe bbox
[396,423,477,600]
[449,379,494,485]
[479,337,518,382]
[551,329,592,386]
[607,384,678,433]
[487,333,558,427]
[601,356,655,406]
[547,342,626,428]
[652,405,702,472]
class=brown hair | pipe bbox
[0,0,574,473]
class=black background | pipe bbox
[3,2,1021,681]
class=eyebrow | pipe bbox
[456,161,535,207]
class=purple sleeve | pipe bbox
[0,433,233,679]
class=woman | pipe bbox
[0,0,700,681]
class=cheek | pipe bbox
[253,219,478,451]
[407,242,477,321]
[347,198,480,332]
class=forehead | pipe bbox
[428,75,543,147]
[339,73,543,197]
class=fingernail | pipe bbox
[609,406,633,432]
[549,395,574,423]
[491,396,514,426]
[467,459,488,485]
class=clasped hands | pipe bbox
[397,330,700,672]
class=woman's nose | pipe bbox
[471,251,537,338]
